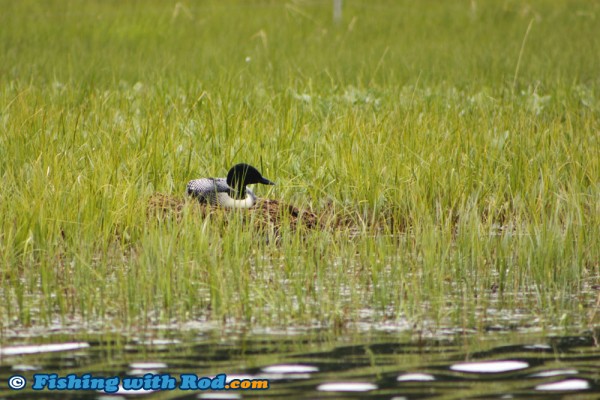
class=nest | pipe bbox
[147,193,338,232]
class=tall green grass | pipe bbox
[0,0,598,334]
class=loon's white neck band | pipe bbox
[218,193,255,208]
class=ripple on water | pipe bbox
[523,344,552,350]
[450,360,529,373]
[535,379,590,391]
[261,364,319,380]
[317,382,378,392]
[127,361,169,375]
[397,373,436,381]
[11,364,40,371]
[1,330,598,398]
[530,369,578,378]
[0,342,90,356]
[135,339,181,347]
[261,364,319,374]
[128,362,168,370]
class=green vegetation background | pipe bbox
[0,0,598,333]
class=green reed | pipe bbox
[0,0,598,334]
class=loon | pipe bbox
[187,163,275,208]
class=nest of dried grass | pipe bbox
[147,193,350,232]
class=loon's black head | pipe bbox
[226,163,274,197]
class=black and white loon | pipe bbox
[186,163,275,208]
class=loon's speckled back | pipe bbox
[187,177,256,207]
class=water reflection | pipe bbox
[450,360,529,373]
[0,329,598,398]
[535,379,590,391]
[1,342,89,356]
[317,382,378,392]
[396,373,435,381]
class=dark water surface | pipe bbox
[1,328,599,399]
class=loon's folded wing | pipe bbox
[187,177,232,203]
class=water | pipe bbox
[1,329,599,399]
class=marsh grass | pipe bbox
[0,0,598,334]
